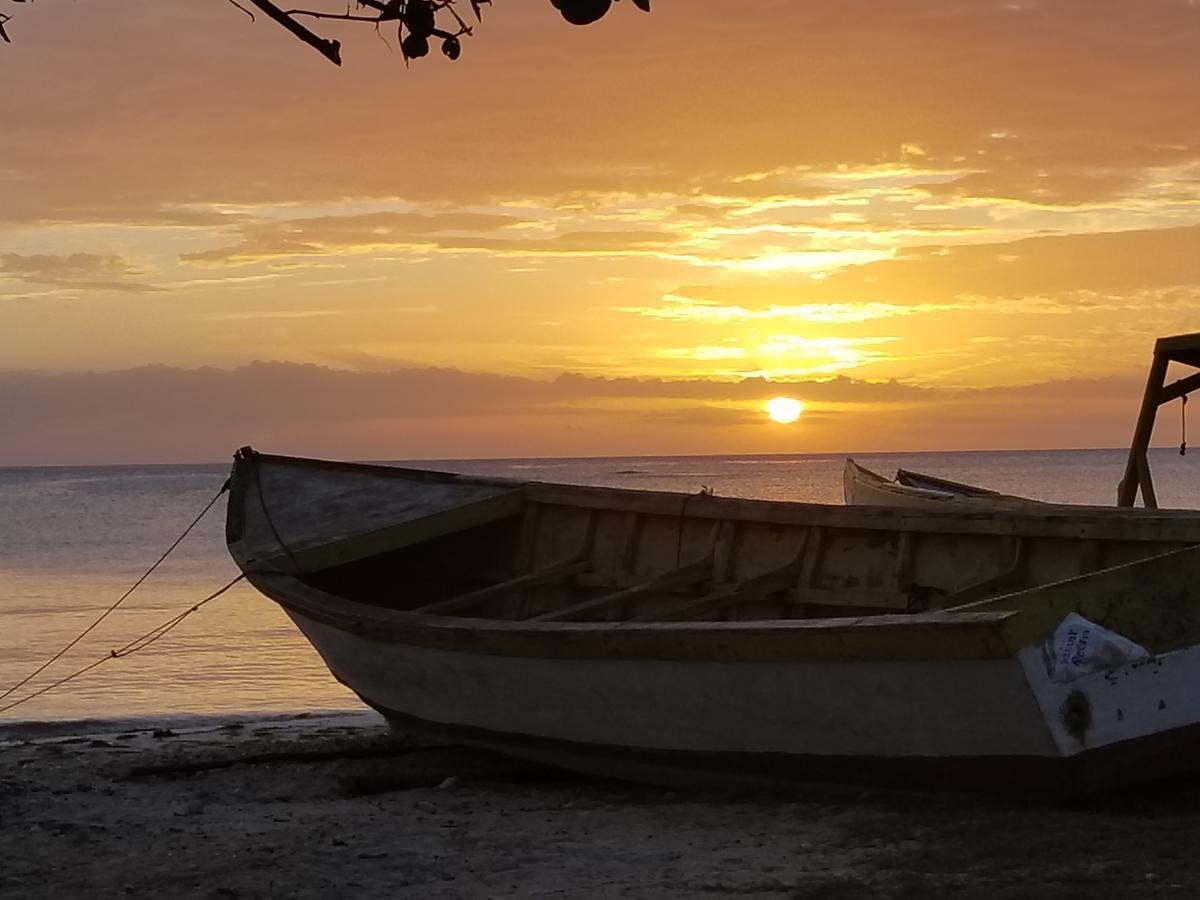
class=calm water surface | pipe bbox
[3,448,1200,724]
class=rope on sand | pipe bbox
[0,477,233,709]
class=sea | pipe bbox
[3,448,1200,729]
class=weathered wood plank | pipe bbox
[787,587,913,611]
[641,556,807,622]
[958,543,1200,652]
[274,489,527,573]
[533,556,715,622]
[525,485,1200,542]
[894,531,916,590]
[1138,452,1159,510]
[535,521,721,622]
[412,558,593,616]
[257,570,1021,661]
[1119,348,1169,507]
[1158,370,1200,405]
[935,537,1027,609]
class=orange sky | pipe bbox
[2,1,1200,463]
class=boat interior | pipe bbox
[225,449,1200,652]
[261,476,1196,626]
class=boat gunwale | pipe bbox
[244,449,1200,537]
[248,570,1021,662]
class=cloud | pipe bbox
[181,211,531,265]
[0,253,162,293]
[622,295,958,325]
[639,405,773,428]
[7,1,1200,222]
[644,224,1200,318]
[197,309,348,322]
[179,211,682,267]
[0,361,1163,465]
[547,370,932,404]
[919,169,1140,207]
[825,224,1200,300]
[0,361,930,421]
[431,229,678,258]
[0,203,249,229]
[0,361,940,463]
[5,0,1200,412]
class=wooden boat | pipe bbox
[227,446,1200,795]
[847,331,1200,513]
[843,459,1043,510]
[897,467,1014,498]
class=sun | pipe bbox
[765,397,804,424]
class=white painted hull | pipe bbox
[288,610,1053,760]
[843,459,1041,511]
[285,606,1200,793]
[1019,642,1200,758]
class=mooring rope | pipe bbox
[0,478,231,703]
[0,574,245,715]
[1182,393,1189,456]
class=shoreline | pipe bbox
[0,708,378,745]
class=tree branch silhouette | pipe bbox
[245,0,342,65]
[226,0,256,23]
[1,0,649,65]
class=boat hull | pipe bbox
[843,459,1042,510]
[279,603,1200,796]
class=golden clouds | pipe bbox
[624,297,936,325]
[0,253,161,293]
[4,1,1200,457]
[180,211,532,266]
[8,2,1200,219]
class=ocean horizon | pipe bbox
[0,444,1151,470]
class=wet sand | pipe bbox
[1,714,872,899]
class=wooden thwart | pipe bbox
[412,557,592,616]
[640,529,815,622]
[789,586,912,611]
[534,520,723,622]
[640,560,805,622]
[532,556,714,622]
[413,511,597,616]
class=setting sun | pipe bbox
[765,397,804,424]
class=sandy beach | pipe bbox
[2,714,874,899]
[5,713,1200,899]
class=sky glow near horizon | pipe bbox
[2,0,1200,463]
